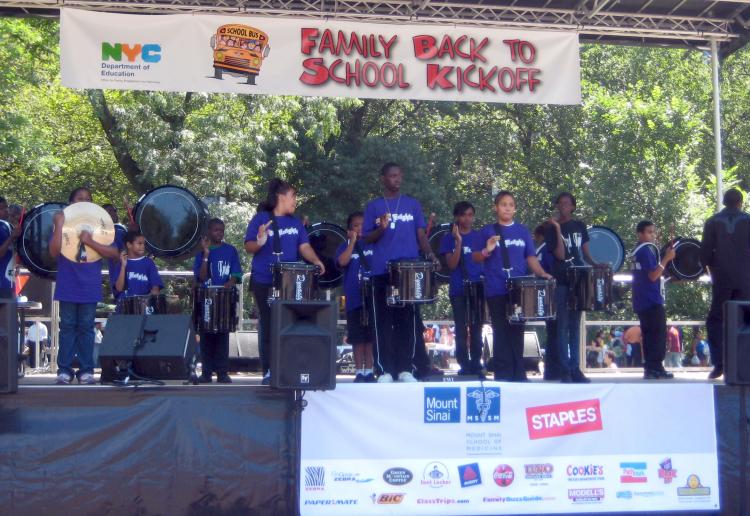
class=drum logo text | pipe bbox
[596,279,604,303]
[415,272,424,299]
[537,288,545,317]
[295,274,306,300]
[203,298,213,323]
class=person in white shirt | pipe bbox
[24,321,49,368]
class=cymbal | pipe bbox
[61,202,115,263]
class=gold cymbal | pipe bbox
[61,202,115,263]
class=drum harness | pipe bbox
[492,224,513,281]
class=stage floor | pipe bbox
[16,369,722,387]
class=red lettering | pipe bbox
[319,29,336,54]
[413,35,438,60]
[471,37,489,63]
[426,64,454,89]
[503,39,520,61]
[362,61,379,86]
[438,36,455,59]
[301,28,319,55]
[518,41,536,63]
[299,58,328,85]
[497,67,515,92]
[329,58,345,84]
[336,31,364,56]
[380,35,398,58]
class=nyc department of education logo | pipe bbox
[466,387,501,423]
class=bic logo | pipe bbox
[102,43,162,63]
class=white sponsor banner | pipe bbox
[300,383,719,514]
[60,8,580,105]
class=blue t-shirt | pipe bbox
[107,223,128,281]
[244,212,309,284]
[363,195,426,276]
[193,242,243,287]
[335,240,374,312]
[439,230,482,297]
[535,242,554,274]
[0,220,14,290]
[473,222,535,297]
[632,243,664,312]
[111,256,163,298]
[54,255,107,303]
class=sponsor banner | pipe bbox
[60,8,580,105]
[300,383,719,514]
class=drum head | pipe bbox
[588,225,626,272]
[306,222,346,289]
[428,223,451,284]
[134,185,208,259]
[664,238,704,281]
[17,202,66,279]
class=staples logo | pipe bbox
[526,399,603,440]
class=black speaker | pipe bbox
[724,301,750,385]
[99,314,196,382]
[271,300,336,390]
[0,299,18,394]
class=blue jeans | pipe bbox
[555,285,582,374]
[58,301,97,376]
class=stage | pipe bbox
[0,373,746,516]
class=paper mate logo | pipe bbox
[677,474,711,497]
[101,43,162,63]
[493,465,514,487]
[568,488,605,503]
[424,387,460,423]
[466,387,501,423]
[458,463,482,488]
[620,462,648,483]
[421,462,451,488]
[658,458,678,484]
[525,399,603,440]
[304,466,325,491]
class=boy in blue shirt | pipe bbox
[194,218,243,383]
[631,220,675,380]
[49,187,119,385]
[0,196,20,299]
[472,191,552,382]
[112,231,163,301]
[336,212,375,382]
[439,201,484,376]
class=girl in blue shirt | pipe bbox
[244,178,325,385]
[472,191,552,382]
[113,231,163,300]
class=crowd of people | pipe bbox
[1,166,748,385]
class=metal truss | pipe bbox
[2,0,749,48]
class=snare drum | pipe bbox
[507,276,556,323]
[269,262,318,303]
[193,286,239,333]
[464,280,488,326]
[567,265,594,311]
[591,264,613,311]
[386,260,436,306]
[119,294,167,315]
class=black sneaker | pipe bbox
[571,369,591,384]
[197,375,212,384]
[353,373,365,383]
[216,374,232,384]
[658,369,674,380]
[708,367,723,380]
[560,373,573,384]
[644,369,661,380]
[364,373,376,383]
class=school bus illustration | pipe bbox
[210,24,270,85]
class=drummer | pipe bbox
[102,204,129,297]
[534,223,559,381]
[0,196,21,299]
[112,230,163,302]
[49,187,119,385]
[194,218,243,384]
[244,179,326,386]
[472,191,552,382]
[363,162,439,383]
[544,192,595,384]
[439,201,484,377]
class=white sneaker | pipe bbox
[377,373,394,383]
[78,372,96,385]
[55,372,72,385]
[398,371,418,383]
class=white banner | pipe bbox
[300,382,719,514]
[60,9,581,105]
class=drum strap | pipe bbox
[269,212,282,257]
[354,239,371,272]
[493,224,513,275]
[456,225,470,282]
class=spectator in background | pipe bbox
[603,350,618,369]
[587,331,605,368]
[623,325,643,367]
[693,330,709,366]
[24,320,48,368]
[666,326,683,368]
[93,322,104,366]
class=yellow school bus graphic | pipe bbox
[210,24,270,85]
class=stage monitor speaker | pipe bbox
[724,301,750,385]
[99,314,195,382]
[0,299,18,394]
[271,300,336,390]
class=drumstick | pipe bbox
[17,207,26,228]
[426,213,436,236]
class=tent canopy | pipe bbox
[2,0,750,55]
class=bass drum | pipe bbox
[588,225,626,273]
[16,202,66,279]
[306,222,347,290]
[428,223,451,284]
[663,238,704,281]
[134,185,208,259]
